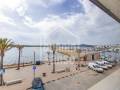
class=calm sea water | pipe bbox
[4,47,73,65]
[3,47,120,65]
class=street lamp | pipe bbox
[47,51,50,65]
[33,51,36,79]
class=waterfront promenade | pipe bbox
[0,61,119,90]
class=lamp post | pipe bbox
[33,51,36,79]
[47,51,50,65]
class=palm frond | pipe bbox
[0,38,14,53]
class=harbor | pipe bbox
[0,0,120,90]
[0,43,120,90]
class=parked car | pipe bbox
[88,63,104,73]
[104,60,116,66]
[32,77,44,90]
[101,61,112,68]
[95,61,108,70]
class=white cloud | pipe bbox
[0,0,27,26]
[23,16,34,26]
[0,13,16,25]
[0,0,27,19]
[23,14,82,40]
[16,5,27,16]
[26,0,65,7]
[0,27,17,39]
[0,0,25,10]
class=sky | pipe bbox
[0,0,120,45]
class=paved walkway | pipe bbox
[0,61,83,90]
[88,68,120,90]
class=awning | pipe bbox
[90,0,120,23]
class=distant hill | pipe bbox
[80,44,95,48]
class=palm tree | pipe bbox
[16,45,24,70]
[76,49,81,70]
[0,38,13,85]
[51,44,56,73]
[84,49,87,65]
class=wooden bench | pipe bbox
[56,69,65,73]
[5,79,22,86]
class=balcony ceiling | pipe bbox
[90,0,120,23]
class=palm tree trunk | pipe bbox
[0,54,4,86]
[52,51,55,73]
[17,48,21,70]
